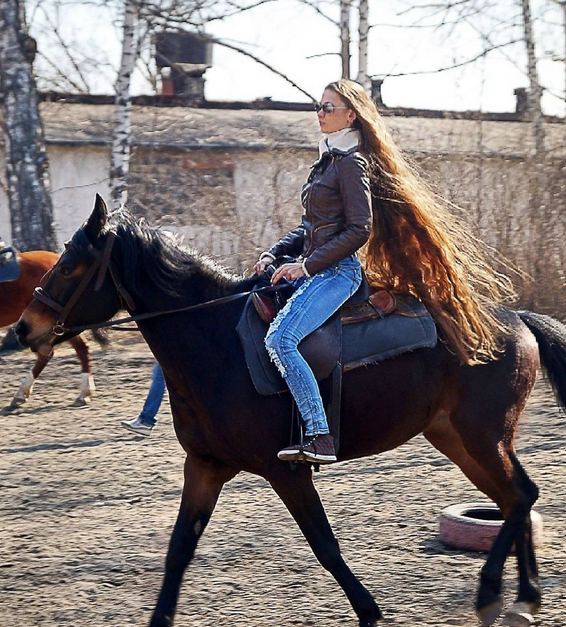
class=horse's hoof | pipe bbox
[148,614,174,627]
[476,599,504,626]
[359,603,384,626]
[10,397,26,409]
[71,396,90,408]
[501,602,537,626]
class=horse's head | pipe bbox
[16,195,123,352]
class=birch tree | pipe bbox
[109,0,138,210]
[521,0,545,153]
[0,0,57,250]
[301,0,370,83]
[357,0,370,92]
[339,0,351,78]
[401,0,553,154]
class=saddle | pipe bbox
[237,261,437,397]
[0,246,20,283]
[237,269,437,457]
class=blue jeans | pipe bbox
[265,256,362,436]
[139,362,166,426]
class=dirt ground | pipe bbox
[0,334,564,627]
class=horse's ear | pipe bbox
[84,194,108,241]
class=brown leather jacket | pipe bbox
[268,148,372,275]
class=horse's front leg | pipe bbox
[270,466,382,627]
[69,335,95,407]
[10,351,52,408]
[149,455,236,627]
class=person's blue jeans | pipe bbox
[265,255,362,436]
[139,362,166,426]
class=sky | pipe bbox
[28,0,566,117]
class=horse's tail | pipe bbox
[89,328,110,347]
[519,311,566,413]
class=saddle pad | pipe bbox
[237,294,437,396]
[0,247,20,283]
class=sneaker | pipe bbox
[121,417,154,437]
[277,433,337,464]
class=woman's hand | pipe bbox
[271,262,306,284]
[254,258,272,275]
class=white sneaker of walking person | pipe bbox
[121,416,154,437]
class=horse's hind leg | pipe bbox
[269,466,382,627]
[501,452,541,627]
[450,384,539,626]
[424,413,504,504]
[149,455,236,627]
[69,335,95,407]
[10,351,52,408]
[425,416,540,624]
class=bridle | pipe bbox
[32,231,286,337]
[33,232,136,336]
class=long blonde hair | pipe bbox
[327,79,516,365]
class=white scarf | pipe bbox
[318,127,361,157]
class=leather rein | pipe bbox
[32,233,284,337]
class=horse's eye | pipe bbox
[59,265,73,277]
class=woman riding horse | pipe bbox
[16,85,566,626]
[256,79,515,464]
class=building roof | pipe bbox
[37,99,566,158]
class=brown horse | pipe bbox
[0,249,97,408]
[16,197,566,627]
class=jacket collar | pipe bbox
[318,127,360,158]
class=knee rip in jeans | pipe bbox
[265,343,287,377]
[265,332,288,376]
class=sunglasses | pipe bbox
[314,102,349,114]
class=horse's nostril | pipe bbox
[15,319,29,340]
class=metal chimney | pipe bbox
[155,31,213,102]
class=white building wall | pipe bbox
[0,144,110,250]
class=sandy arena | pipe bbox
[0,335,564,626]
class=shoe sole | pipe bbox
[121,422,152,437]
[278,450,337,463]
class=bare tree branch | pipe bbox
[37,3,91,91]
[297,0,337,25]
[306,51,340,59]
[35,49,89,92]
[377,39,520,78]
[211,36,316,100]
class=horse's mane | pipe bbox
[73,209,245,299]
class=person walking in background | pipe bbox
[122,361,166,437]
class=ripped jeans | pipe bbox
[264,255,362,436]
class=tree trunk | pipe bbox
[563,1,566,138]
[521,0,545,154]
[357,0,370,93]
[339,0,351,79]
[0,0,57,251]
[109,0,138,210]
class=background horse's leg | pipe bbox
[69,335,95,407]
[149,455,236,627]
[0,326,25,354]
[10,351,52,408]
[269,465,382,627]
